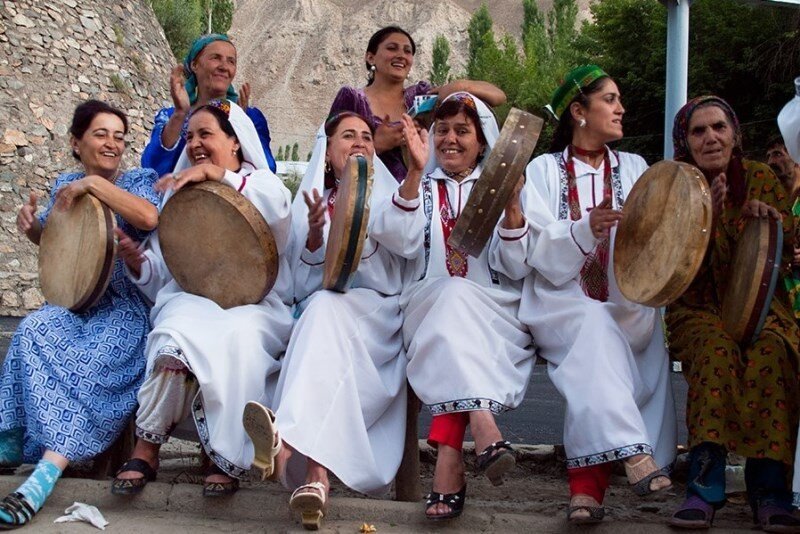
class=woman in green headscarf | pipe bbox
[141,34,276,175]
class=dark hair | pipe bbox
[365,26,416,86]
[766,134,786,152]
[548,76,610,153]
[434,97,488,149]
[69,99,129,160]
[190,105,244,163]
[324,111,374,187]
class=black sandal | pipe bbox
[425,485,467,521]
[111,458,157,495]
[202,464,239,497]
[567,495,606,524]
[0,492,36,530]
[476,440,515,486]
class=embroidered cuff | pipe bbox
[128,253,153,286]
[158,130,181,152]
[300,243,326,266]
[221,170,245,191]
[497,219,529,241]
[570,217,597,256]
[392,192,420,211]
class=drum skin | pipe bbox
[323,155,374,292]
[614,160,712,307]
[159,181,278,309]
[448,108,543,258]
[721,216,782,346]
[39,193,117,313]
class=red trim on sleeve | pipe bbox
[499,227,529,241]
[392,195,418,212]
[237,174,248,192]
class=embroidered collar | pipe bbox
[560,146,619,173]
[431,165,481,182]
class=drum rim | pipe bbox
[329,156,370,292]
[70,200,116,312]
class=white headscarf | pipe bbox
[423,91,501,176]
[778,77,800,163]
[289,116,397,274]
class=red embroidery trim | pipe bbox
[326,187,337,219]
[437,180,468,278]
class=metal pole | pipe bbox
[663,0,691,159]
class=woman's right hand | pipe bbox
[710,172,728,218]
[373,115,405,154]
[303,188,325,252]
[115,227,144,278]
[588,196,623,239]
[401,114,428,173]
[17,192,38,235]
[170,64,191,115]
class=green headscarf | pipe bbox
[183,34,239,105]
[546,64,608,121]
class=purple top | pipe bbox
[329,81,432,182]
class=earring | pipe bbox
[367,64,376,83]
[324,160,331,174]
[369,64,376,72]
[579,118,587,128]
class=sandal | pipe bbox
[624,455,672,496]
[0,492,36,530]
[202,464,239,497]
[111,458,157,496]
[425,484,467,521]
[290,482,328,531]
[242,401,281,481]
[669,495,715,529]
[567,494,605,524]
[476,440,515,486]
[756,502,800,533]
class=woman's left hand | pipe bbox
[502,175,526,229]
[156,164,226,193]
[741,199,781,220]
[793,244,800,267]
[401,114,428,174]
[239,82,251,110]
[54,176,95,211]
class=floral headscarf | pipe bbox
[183,34,239,105]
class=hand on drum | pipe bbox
[239,83,251,110]
[710,172,728,217]
[589,196,622,239]
[170,65,191,115]
[156,164,226,193]
[16,192,38,234]
[401,114,429,174]
[114,227,144,278]
[502,175,526,229]
[741,199,781,220]
[54,177,93,211]
[303,188,325,252]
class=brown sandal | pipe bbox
[111,458,157,495]
[202,464,239,497]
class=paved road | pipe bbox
[0,316,689,445]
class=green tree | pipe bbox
[307,151,312,161]
[429,35,452,86]
[284,144,291,162]
[291,143,300,161]
[149,0,203,59]
[276,146,284,160]
[467,4,494,78]
[199,0,234,34]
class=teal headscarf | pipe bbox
[183,34,239,105]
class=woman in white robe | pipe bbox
[241,111,408,530]
[111,100,294,497]
[490,65,676,523]
[370,92,536,521]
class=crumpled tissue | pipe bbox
[53,502,109,530]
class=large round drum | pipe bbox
[323,155,374,292]
[721,216,783,346]
[614,160,712,307]
[448,108,543,258]
[39,193,117,313]
[159,181,278,309]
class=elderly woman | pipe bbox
[368,92,535,520]
[492,65,677,524]
[111,100,293,497]
[666,96,800,531]
[142,33,276,176]
[329,25,506,182]
[0,100,159,529]
[242,110,412,530]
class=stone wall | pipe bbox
[0,0,174,316]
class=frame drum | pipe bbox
[614,160,712,307]
[447,108,543,258]
[323,155,374,292]
[721,216,783,345]
[39,193,117,313]
[159,181,278,309]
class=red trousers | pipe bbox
[568,463,613,503]
[428,412,469,451]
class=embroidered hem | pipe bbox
[565,443,653,469]
[136,427,170,445]
[428,397,511,416]
[192,393,248,480]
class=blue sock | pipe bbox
[0,428,23,467]
[0,459,62,526]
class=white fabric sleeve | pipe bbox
[369,189,426,259]
[127,235,171,303]
[488,217,533,281]
[294,235,327,302]
[232,169,292,255]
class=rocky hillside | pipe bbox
[0,0,174,316]
[230,0,594,157]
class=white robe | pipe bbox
[371,165,535,416]
[273,138,407,495]
[492,148,677,469]
[133,165,294,478]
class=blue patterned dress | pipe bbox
[0,168,160,462]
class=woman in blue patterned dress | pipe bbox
[0,100,160,529]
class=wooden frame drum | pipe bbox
[39,193,117,313]
[721,216,783,345]
[159,181,278,309]
[614,160,712,307]
[323,155,374,292]
[447,108,543,258]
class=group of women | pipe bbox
[0,24,798,532]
